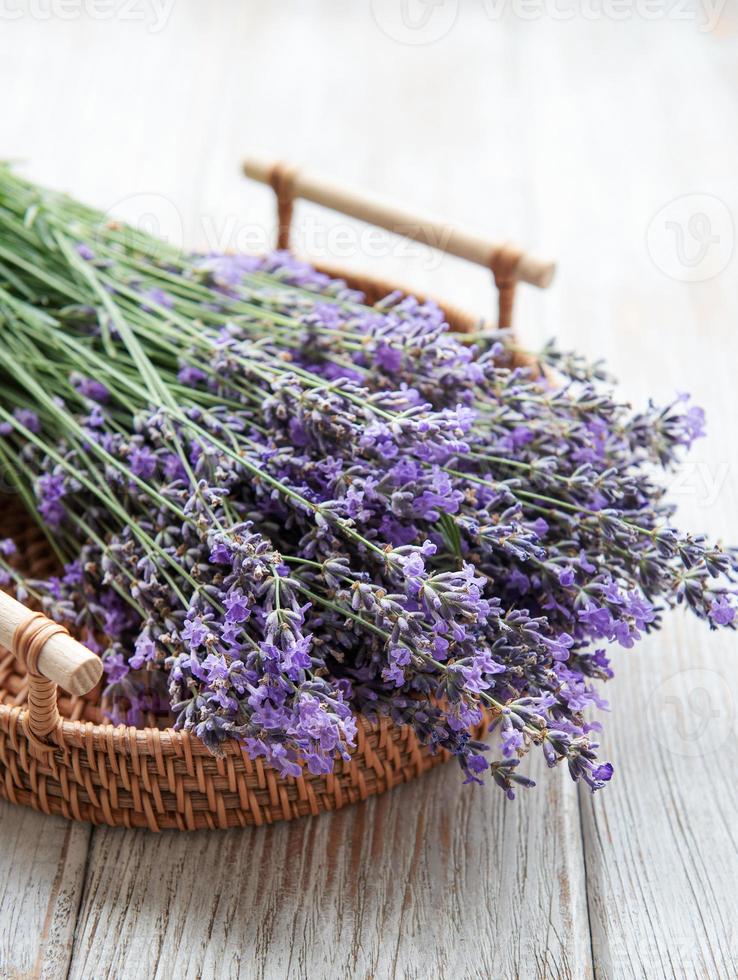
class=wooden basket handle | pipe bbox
[0,590,102,751]
[243,155,555,329]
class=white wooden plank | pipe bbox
[514,18,738,978]
[67,758,591,980]
[0,802,91,980]
[577,346,738,979]
[580,639,738,978]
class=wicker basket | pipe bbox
[0,161,554,831]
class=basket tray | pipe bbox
[0,163,552,830]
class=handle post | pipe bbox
[243,155,555,328]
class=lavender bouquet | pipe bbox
[0,167,734,798]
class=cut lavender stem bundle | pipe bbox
[0,166,735,797]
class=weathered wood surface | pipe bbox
[67,762,590,980]
[1,4,737,978]
[0,808,90,980]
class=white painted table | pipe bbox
[1,4,737,977]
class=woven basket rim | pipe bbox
[0,702,414,757]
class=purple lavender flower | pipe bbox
[178,365,207,386]
[72,375,110,403]
[709,596,735,627]
[13,408,41,433]
[36,471,67,528]
[129,444,158,480]
[224,589,250,624]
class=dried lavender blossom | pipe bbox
[0,166,735,799]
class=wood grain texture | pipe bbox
[577,361,738,979]
[1,2,738,977]
[67,759,590,980]
[518,21,738,979]
[0,807,90,979]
